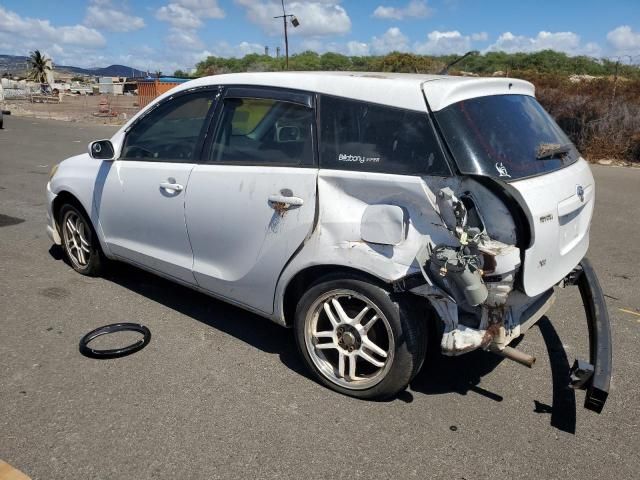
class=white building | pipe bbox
[98,77,124,95]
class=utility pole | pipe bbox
[273,0,299,70]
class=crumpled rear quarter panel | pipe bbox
[273,170,453,322]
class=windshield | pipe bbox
[434,94,578,181]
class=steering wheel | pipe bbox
[163,141,193,160]
[124,145,155,159]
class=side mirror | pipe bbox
[88,140,115,160]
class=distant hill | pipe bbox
[59,64,147,77]
[0,54,146,77]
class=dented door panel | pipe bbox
[186,165,317,314]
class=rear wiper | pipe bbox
[536,143,573,160]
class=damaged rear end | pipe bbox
[412,78,612,412]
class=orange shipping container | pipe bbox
[136,79,187,107]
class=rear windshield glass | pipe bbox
[434,94,578,181]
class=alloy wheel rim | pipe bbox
[62,211,91,268]
[304,289,394,390]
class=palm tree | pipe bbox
[28,50,52,85]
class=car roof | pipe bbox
[169,71,536,112]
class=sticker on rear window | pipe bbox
[495,162,511,178]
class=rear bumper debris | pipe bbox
[408,255,612,413]
[565,257,612,413]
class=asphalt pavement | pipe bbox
[1,115,639,479]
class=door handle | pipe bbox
[160,182,184,192]
[268,194,304,209]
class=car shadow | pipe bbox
[49,246,308,377]
[535,316,577,434]
[47,246,577,429]
[110,261,309,375]
[410,345,507,403]
[410,316,577,434]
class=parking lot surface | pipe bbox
[1,116,639,479]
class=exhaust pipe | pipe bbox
[490,346,536,368]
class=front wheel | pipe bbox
[294,276,426,400]
[59,203,104,276]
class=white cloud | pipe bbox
[235,1,351,37]
[471,32,488,42]
[145,41,263,74]
[606,25,640,56]
[299,39,324,52]
[84,0,145,33]
[488,31,601,56]
[0,6,106,49]
[295,38,358,55]
[177,0,225,17]
[156,4,203,29]
[154,0,226,71]
[414,30,473,55]
[156,0,225,29]
[166,28,204,50]
[0,4,237,74]
[373,1,433,20]
[347,40,370,56]
[371,27,410,54]
[0,5,107,67]
[210,41,265,57]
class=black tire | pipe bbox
[58,203,104,276]
[294,274,427,400]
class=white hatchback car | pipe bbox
[46,72,611,409]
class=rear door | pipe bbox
[185,87,318,313]
[96,88,218,283]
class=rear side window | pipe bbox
[319,95,449,176]
[122,91,215,162]
[210,97,314,166]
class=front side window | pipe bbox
[319,95,450,176]
[121,91,215,162]
[434,94,579,181]
[210,97,313,166]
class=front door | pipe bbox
[185,88,318,313]
[95,89,218,283]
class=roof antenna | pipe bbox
[438,51,477,75]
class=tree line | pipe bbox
[173,49,640,78]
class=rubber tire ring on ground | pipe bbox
[79,323,151,359]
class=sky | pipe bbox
[1,0,639,73]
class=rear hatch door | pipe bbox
[510,158,595,296]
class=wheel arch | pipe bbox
[52,190,91,228]
[52,190,109,255]
[280,264,391,327]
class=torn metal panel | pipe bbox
[273,170,455,324]
[412,185,527,355]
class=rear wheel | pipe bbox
[294,276,426,399]
[59,203,104,276]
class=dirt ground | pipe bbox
[1,94,141,125]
